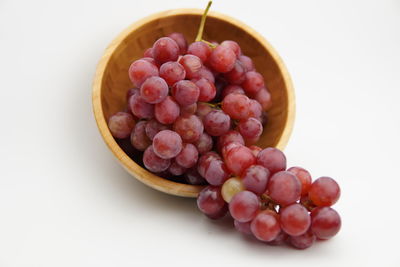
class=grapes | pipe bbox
[195,102,213,121]
[220,40,241,57]
[229,191,259,222]
[159,61,186,86]
[172,80,200,106]
[180,103,197,116]
[280,203,311,236]
[257,147,287,173]
[248,99,262,119]
[193,78,216,102]
[173,114,204,143]
[238,55,255,72]
[203,159,229,186]
[152,37,180,63]
[187,41,212,62]
[185,168,207,185]
[143,146,171,173]
[152,130,183,159]
[217,130,245,152]
[140,76,169,104]
[179,55,203,79]
[221,85,245,99]
[168,160,186,176]
[208,45,236,73]
[129,94,155,119]
[238,117,263,142]
[221,141,243,159]
[175,143,198,168]
[267,171,301,206]
[190,66,215,83]
[288,230,316,249]
[141,57,157,66]
[221,177,245,203]
[250,210,281,242]
[154,96,180,124]
[197,151,221,178]
[203,110,231,136]
[222,93,250,120]
[143,47,153,58]
[249,145,262,157]
[126,88,139,101]
[128,59,159,88]
[311,207,341,240]
[241,165,270,195]
[224,145,256,176]
[253,88,272,111]
[108,112,135,139]
[131,121,152,151]
[145,119,169,140]
[167,32,187,54]
[267,231,288,246]
[194,132,213,154]
[234,220,252,235]
[241,71,264,94]
[308,177,341,207]
[287,167,312,196]
[197,186,227,219]
[224,60,246,84]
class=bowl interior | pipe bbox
[95,10,294,197]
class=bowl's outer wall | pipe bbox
[92,9,295,198]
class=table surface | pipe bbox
[1,0,399,266]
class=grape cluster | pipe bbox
[107,31,272,185]
[197,147,342,249]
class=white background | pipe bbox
[1,0,399,266]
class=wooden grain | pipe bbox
[92,9,295,198]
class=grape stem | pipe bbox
[195,1,212,42]
[199,101,221,108]
[201,39,217,48]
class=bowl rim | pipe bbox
[92,8,295,198]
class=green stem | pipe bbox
[201,39,217,48]
[195,1,212,42]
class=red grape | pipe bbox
[248,99,262,119]
[256,147,287,173]
[253,88,272,111]
[185,168,207,185]
[130,120,152,151]
[173,114,204,143]
[238,117,263,141]
[229,191,259,222]
[311,207,341,240]
[195,102,213,121]
[129,94,154,119]
[193,78,216,102]
[145,119,169,140]
[140,76,168,104]
[143,47,153,58]
[208,45,236,73]
[238,55,255,72]
[220,40,241,57]
[168,160,186,176]
[222,93,251,120]
[152,37,180,63]
[194,132,213,154]
[280,203,311,236]
[241,71,264,94]
[187,41,212,62]
[167,32,187,54]
[234,220,252,235]
[159,61,186,86]
[197,186,227,219]
[203,159,229,186]
[152,130,183,159]
[190,66,215,83]
[141,57,158,66]
[143,145,171,173]
[172,80,200,106]
[287,167,312,196]
[267,171,301,206]
[266,231,288,246]
[221,141,243,159]
[154,96,180,124]
[175,143,198,168]
[221,85,245,99]
[128,59,159,88]
[126,88,139,101]
[241,165,270,195]
[250,210,281,242]
[180,103,197,116]
[288,230,316,249]
[217,130,245,152]
[108,112,135,139]
[249,145,262,157]
[224,60,246,84]
[309,177,340,207]
[224,145,256,176]
[197,152,221,178]
[203,110,231,136]
[178,54,203,79]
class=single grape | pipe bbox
[280,203,311,236]
[167,32,187,54]
[154,96,180,124]
[220,40,241,57]
[172,80,200,106]
[203,159,229,186]
[203,110,231,136]
[173,114,204,143]
[238,117,263,142]
[185,168,207,185]
[217,130,245,153]
[288,230,316,249]
[194,132,213,154]
[159,61,186,86]
[241,165,270,195]
[309,177,340,207]
[224,60,246,84]
[175,143,198,168]
[221,141,243,159]
[129,94,155,119]
[249,145,262,157]
[248,99,262,119]
[196,102,213,121]
[168,160,186,176]
[197,151,221,178]
[257,147,287,173]
[208,45,236,73]
[250,210,281,242]
[252,88,272,111]
[311,207,341,240]
[128,59,159,88]
[108,112,135,139]
[126,88,139,102]
[143,146,171,173]
[266,231,288,246]
[197,186,227,219]
[224,145,256,176]
[229,191,259,222]
[221,85,245,99]
[267,171,301,206]
[152,37,180,63]
[222,93,251,120]
[152,130,183,159]
[130,120,152,151]
[143,47,153,58]
[145,119,169,140]
[178,54,203,79]
[192,78,216,102]
[241,71,265,94]
[234,220,252,235]
[221,177,245,203]
[190,66,215,83]
[140,76,168,104]
[141,57,158,66]
[238,55,255,72]
[187,41,212,62]
[287,167,312,196]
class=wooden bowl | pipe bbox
[92,9,295,198]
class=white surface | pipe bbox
[0,0,399,266]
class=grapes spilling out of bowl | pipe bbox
[107,1,341,249]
